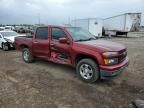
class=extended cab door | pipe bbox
[50,27,72,65]
[32,27,50,58]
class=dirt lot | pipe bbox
[0,36,144,108]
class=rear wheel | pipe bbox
[22,48,34,63]
[2,43,9,51]
[76,59,99,83]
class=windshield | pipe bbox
[66,27,96,41]
[1,31,18,37]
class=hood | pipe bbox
[77,39,126,52]
[4,34,26,43]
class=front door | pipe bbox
[50,27,72,65]
[32,27,50,58]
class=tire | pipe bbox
[76,59,99,83]
[22,48,34,63]
[2,43,9,51]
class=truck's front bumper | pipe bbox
[99,57,129,79]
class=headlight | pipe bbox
[4,38,12,43]
[104,58,118,65]
[102,52,118,57]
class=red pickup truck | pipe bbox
[15,25,129,83]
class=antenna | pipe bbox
[68,16,70,24]
[38,13,40,25]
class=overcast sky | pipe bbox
[0,0,144,25]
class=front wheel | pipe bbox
[76,59,99,83]
[2,43,9,51]
[22,48,34,63]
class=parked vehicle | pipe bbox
[0,27,5,31]
[5,26,15,31]
[0,31,24,51]
[15,26,129,83]
[103,13,141,36]
[29,25,40,34]
[16,27,27,33]
[71,18,103,37]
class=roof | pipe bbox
[72,18,103,21]
[104,13,142,20]
[0,30,15,33]
[34,25,74,29]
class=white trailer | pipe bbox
[71,18,103,37]
[103,13,141,36]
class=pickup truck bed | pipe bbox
[15,36,33,49]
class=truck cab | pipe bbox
[15,25,129,83]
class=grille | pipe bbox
[118,49,127,63]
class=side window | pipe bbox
[52,28,66,40]
[0,35,2,38]
[35,27,48,40]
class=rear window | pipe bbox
[35,27,48,40]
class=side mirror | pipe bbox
[59,37,68,44]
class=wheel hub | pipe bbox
[80,64,93,80]
[23,51,29,61]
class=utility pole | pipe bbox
[68,17,70,25]
[38,13,40,25]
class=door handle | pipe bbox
[50,43,55,46]
[34,41,39,44]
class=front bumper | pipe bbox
[100,57,129,79]
[6,42,15,48]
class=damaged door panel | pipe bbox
[50,27,72,65]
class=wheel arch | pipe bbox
[19,44,29,50]
[75,53,99,67]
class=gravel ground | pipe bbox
[0,36,144,108]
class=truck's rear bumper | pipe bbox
[99,57,129,79]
